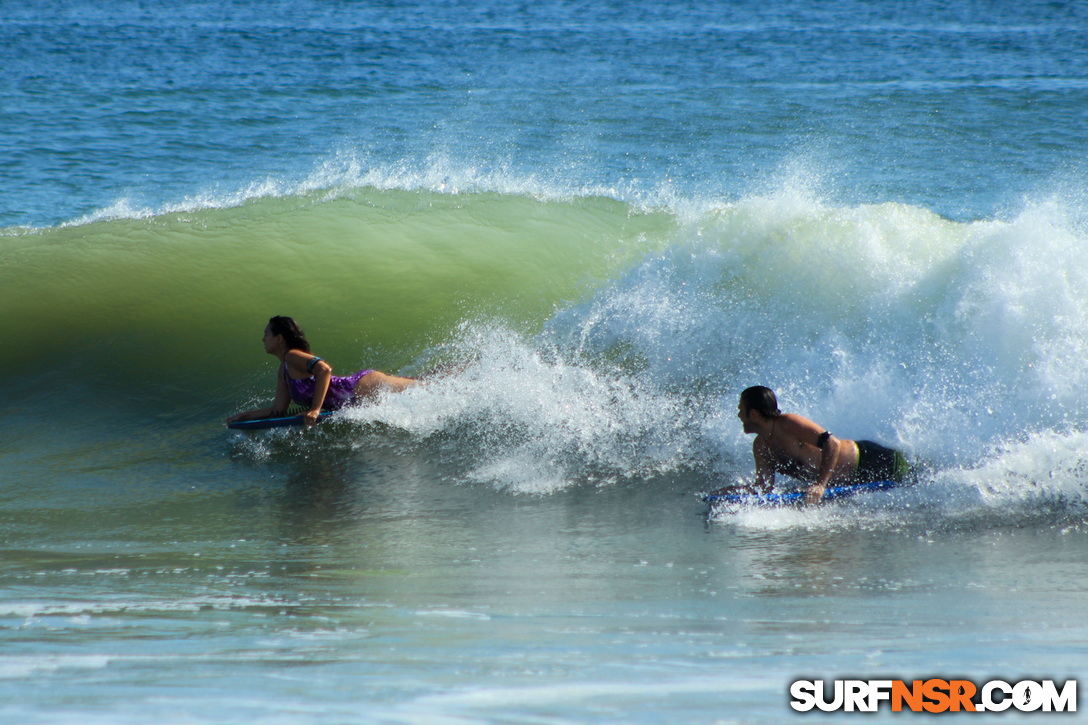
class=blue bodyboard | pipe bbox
[702,479,902,507]
[227,411,334,430]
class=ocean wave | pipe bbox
[9,180,1088,505]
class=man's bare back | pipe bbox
[720,386,913,506]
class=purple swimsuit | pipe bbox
[283,362,372,410]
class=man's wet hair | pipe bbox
[740,386,781,418]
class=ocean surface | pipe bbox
[3,1,1088,722]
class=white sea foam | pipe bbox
[0,655,112,680]
[339,324,708,494]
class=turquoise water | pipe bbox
[3,1,1088,722]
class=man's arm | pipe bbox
[774,414,840,506]
[752,436,775,492]
[805,432,841,505]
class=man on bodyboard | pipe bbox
[713,386,913,506]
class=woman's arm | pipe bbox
[226,364,292,423]
[282,350,333,426]
[270,363,291,416]
[226,406,278,424]
[303,358,333,426]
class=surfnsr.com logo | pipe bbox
[790,679,1077,713]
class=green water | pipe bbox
[2,189,673,387]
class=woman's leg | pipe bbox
[353,370,417,400]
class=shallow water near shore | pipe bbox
[3,398,1087,722]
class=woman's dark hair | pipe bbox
[268,316,311,352]
[740,386,781,418]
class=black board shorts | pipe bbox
[854,440,911,484]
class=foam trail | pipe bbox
[337,324,712,494]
